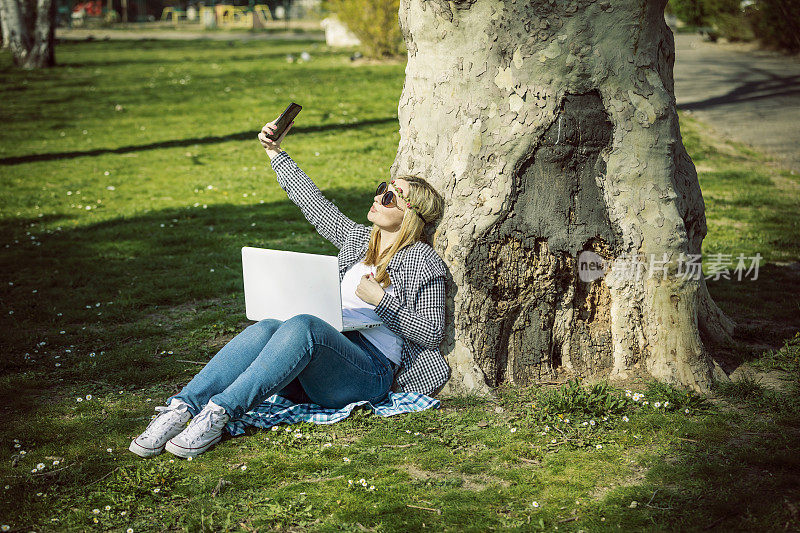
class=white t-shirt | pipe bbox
[340,261,402,366]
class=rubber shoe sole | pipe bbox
[164,434,222,459]
[129,438,167,458]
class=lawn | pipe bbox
[1,40,799,532]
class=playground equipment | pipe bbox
[160,4,275,29]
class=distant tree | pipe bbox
[667,0,740,27]
[0,0,56,68]
[324,0,402,57]
[750,0,800,53]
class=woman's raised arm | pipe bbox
[259,121,358,250]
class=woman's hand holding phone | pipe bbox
[259,119,294,160]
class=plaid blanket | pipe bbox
[225,392,440,436]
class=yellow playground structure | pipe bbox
[161,4,274,28]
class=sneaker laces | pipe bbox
[179,402,229,446]
[142,400,189,437]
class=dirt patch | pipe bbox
[402,463,510,491]
[142,297,233,325]
[728,364,796,394]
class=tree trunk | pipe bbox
[391,0,733,396]
[0,0,55,68]
[1,8,11,48]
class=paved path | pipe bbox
[673,33,800,173]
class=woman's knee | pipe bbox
[280,314,329,338]
[245,318,281,342]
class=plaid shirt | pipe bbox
[271,151,450,396]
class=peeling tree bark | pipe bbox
[391,0,733,395]
[0,0,55,69]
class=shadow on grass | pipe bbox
[0,188,372,420]
[0,117,398,166]
[56,43,331,69]
[598,408,800,530]
[707,263,800,366]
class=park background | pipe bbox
[1,1,799,531]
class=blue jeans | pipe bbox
[171,314,397,420]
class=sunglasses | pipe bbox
[375,181,401,209]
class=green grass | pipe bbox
[1,40,800,531]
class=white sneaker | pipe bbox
[129,398,192,458]
[165,401,230,459]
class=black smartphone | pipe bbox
[267,102,302,141]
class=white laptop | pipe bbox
[241,247,381,332]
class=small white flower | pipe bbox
[348,479,353,485]
[53,460,60,466]
[596,444,603,449]
[685,408,690,414]
[127,529,134,533]
[76,397,83,402]
[622,416,629,422]
[152,487,160,493]
[664,401,670,407]
[359,478,366,484]
[510,427,517,433]
[19,451,25,455]
[187,456,193,461]
[271,426,279,431]
[369,485,375,490]
[14,443,20,449]
[343,457,350,463]
[31,468,37,473]
[2,526,10,532]
[107,448,113,453]
[551,438,557,444]
[120,511,127,516]
[564,419,570,424]
[37,463,45,470]
[104,505,111,510]
[590,420,596,426]
[582,421,588,426]
[241,465,247,471]
[294,433,302,438]
[532,501,540,508]
[104,171,110,176]
[86,394,92,400]
[654,402,661,408]
[93,508,100,514]
[642,401,649,405]
[323,443,332,447]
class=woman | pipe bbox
[129,118,450,459]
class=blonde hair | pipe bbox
[363,176,444,287]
